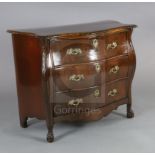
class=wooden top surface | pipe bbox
[7,20,137,37]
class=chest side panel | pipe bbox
[12,34,46,119]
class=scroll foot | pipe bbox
[47,131,54,143]
[127,109,134,118]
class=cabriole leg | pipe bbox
[42,39,55,143]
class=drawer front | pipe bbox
[54,86,105,116]
[106,79,128,104]
[51,38,105,66]
[106,55,129,82]
[54,79,129,116]
[54,61,104,92]
[105,32,128,58]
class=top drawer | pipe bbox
[50,32,128,66]
[105,32,128,58]
[51,38,105,66]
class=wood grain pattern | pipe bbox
[54,78,128,116]
[11,34,46,124]
[105,32,128,58]
[8,20,136,36]
[51,38,105,66]
[8,20,137,142]
[54,98,129,122]
[54,61,104,91]
[54,86,104,116]
[105,55,129,82]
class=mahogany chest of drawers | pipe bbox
[8,20,137,142]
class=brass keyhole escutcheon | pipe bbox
[94,89,100,97]
[95,63,101,73]
[92,39,98,49]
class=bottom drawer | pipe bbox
[106,79,128,104]
[54,79,128,116]
[54,86,105,116]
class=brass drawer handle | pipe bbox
[108,89,118,97]
[107,42,117,50]
[95,63,101,73]
[66,48,82,55]
[69,74,85,82]
[94,89,100,97]
[109,65,119,74]
[68,98,83,106]
[92,39,98,49]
